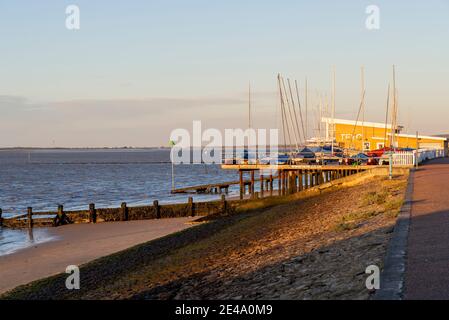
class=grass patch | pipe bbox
[333,222,359,232]
[362,191,389,206]
[384,198,403,212]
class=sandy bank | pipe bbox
[0,217,197,294]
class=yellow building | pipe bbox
[321,117,447,152]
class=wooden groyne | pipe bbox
[0,196,233,229]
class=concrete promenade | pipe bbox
[405,158,449,299]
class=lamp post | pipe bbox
[388,151,393,180]
[169,140,176,191]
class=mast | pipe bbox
[277,74,288,151]
[305,77,308,142]
[287,78,302,148]
[361,66,365,150]
[331,66,336,154]
[383,83,390,148]
[248,82,251,129]
[294,79,306,146]
[281,76,299,150]
[390,65,397,149]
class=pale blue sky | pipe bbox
[0,0,448,147]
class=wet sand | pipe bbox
[0,217,197,294]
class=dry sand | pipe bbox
[0,217,197,294]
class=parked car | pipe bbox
[342,153,370,165]
[367,157,379,165]
[367,147,397,158]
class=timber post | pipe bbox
[153,200,161,219]
[250,170,255,198]
[89,203,97,223]
[121,202,128,221]
[221,194,227,214]
[239,170,244,200]
[188,197,195,217]
[57,204,64,220]
[27,207,33,229]
[278,171,282,195]
[0,208,3,227]
[55,204,65,226]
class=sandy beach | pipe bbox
[0,217,197,294]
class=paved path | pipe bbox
[0,217,197,294]
[405,158,449,299]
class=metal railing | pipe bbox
[392,149,445,166]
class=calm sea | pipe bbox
[0,149,239,256]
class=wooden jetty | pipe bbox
[171,163,412,199]
[220,164,402,200]
[170,176,277,195]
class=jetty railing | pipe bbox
[392,149,445,166]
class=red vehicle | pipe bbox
[367,147,397,158]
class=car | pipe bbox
[367,147,397,158]
[342,153,370,165]
[367,157,379,165]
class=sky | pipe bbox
[0,0,448,147]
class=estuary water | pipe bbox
[0,149,238,256]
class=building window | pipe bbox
[363,142,370,151]
[377,143,384,149]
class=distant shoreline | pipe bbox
[0,147,169,151]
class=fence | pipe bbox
[392,149,445,166]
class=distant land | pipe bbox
[0,147,170,150]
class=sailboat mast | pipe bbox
[331,66,336,154]
[361,66,365,150]
[277,74,288,151]
[390,65,397,149]
[305,77,308,142]
[384,83,390,148]
[248,82,251,129]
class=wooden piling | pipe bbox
[289,171,294,194]
[154,200,161,219]
[278,171,282,196]
[121,202,128,221]
[54,204,65,227]
[221,194,227,214]
[0,208,3,227]
[250,170,255,198]
[27,207,33,228]
[280,171,285,195]
[260,173,264,196]
[239,170,244,200]
[89,203,97,223]
[188,197,195,216]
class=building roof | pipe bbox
[321,117,392,129]
[321,117,446,141]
